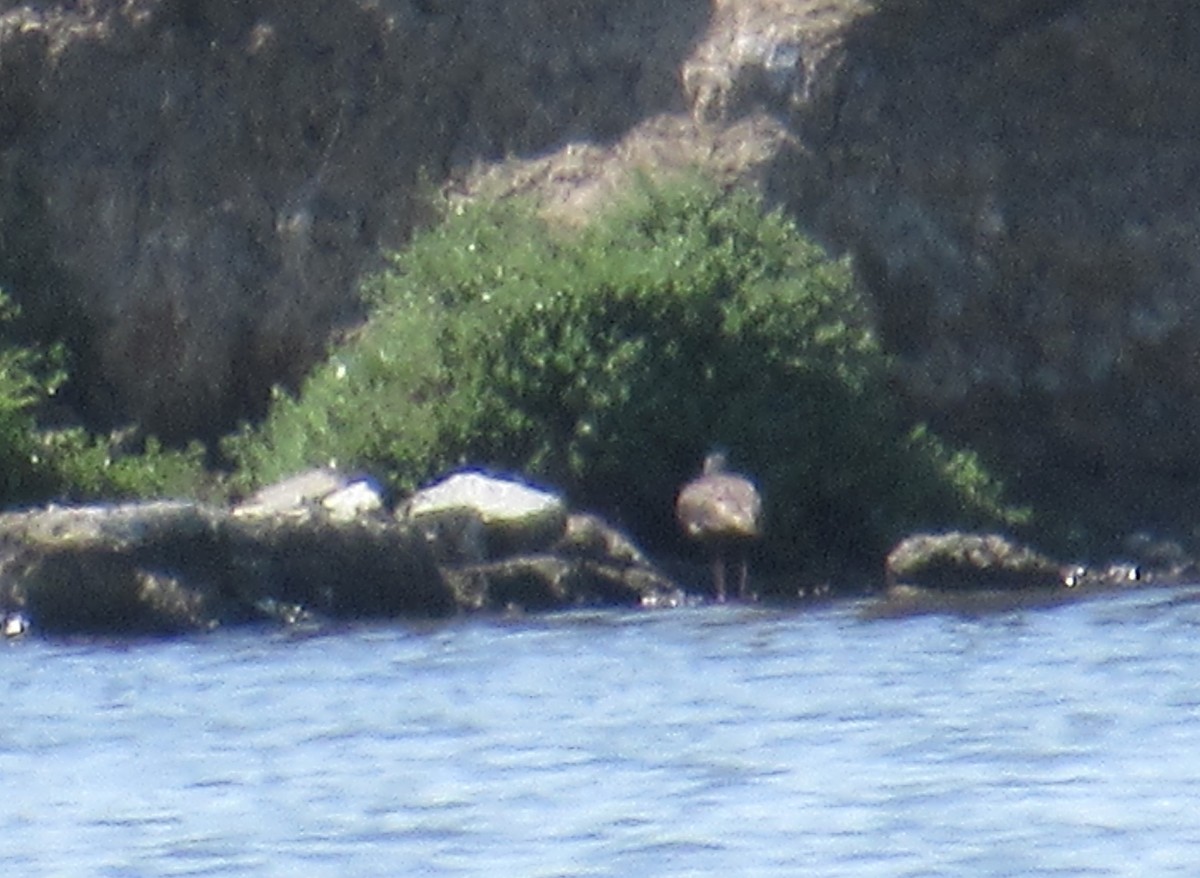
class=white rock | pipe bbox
[234,468,386,521]
[406,471,563,523]
[322,481,384,522]
[403,471,567,560]
[3,612,29,638]
[235,468,348,517]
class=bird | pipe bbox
[676,451,764,602]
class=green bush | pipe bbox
[0,291,64,503]
[35,429,216,503]
[0,289,215,507]
[226,178,1024,568]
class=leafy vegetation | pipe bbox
[226,177,1026,568]
[35,429,216,503]
[0,292,63,503]
[0,290,215,506]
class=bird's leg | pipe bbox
[737,554,750,601]
[712,555,727,603]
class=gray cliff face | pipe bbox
[770,1,1200,522]
[0,0,704,439]
[2,0,1199,532]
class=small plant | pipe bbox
[226,177,1024,568]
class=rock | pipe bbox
[0,502,232,635]
[0,0,707,441]
[556,513,655,568]
[21,555,218,637]
[234,468,384,520]
[3,611,29,638]
[771,1,1200,533]
[437,510,684,613]
[885,532,1065,593]
[873,530,1193,618]
[322,480,384,522]
[4,500,219,551]
[442,554,682,614]
[870,549,1158,620]
[404,475,685,611]
[0,470,687,636]
[402,471,568,561]
[408,506,487,566]
[554,513,685,608]
[0,499,455,636]
[224,513,453,621]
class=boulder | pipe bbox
[402,471,568,562]
[873,530,1191,618]
[234,467,385,521]
[0,501,235,635]
[0,499,454,636]
[321,481,384,522]
[555,513,656,568]
[885,532,1065,593]
[405,480,682,612]
[223,513,453,621]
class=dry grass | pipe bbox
[445,0,872,226]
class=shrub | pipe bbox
[0,291,64,503]
[226,178,1024,568]
[0,289,215,506]
[36,429,216,503]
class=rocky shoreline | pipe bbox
[2,469,1194,640]
[0,470,684,638]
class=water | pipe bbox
[5,586,1200,877]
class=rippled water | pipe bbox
[5,585,1200,877]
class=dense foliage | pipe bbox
[0,292,62,503]
[0,290,213,505]
[227,179,1025,568]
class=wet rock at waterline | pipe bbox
[0,500,452,636]
[875,530,1165,618]
[885,532,1065,593]
[442,553,681,614]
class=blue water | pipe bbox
[5,586,1200,877]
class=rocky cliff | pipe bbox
[2,0,1199,540]
[768,0,1200,536]
[0,0,708,438]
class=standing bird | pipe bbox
[676,451,764,602]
